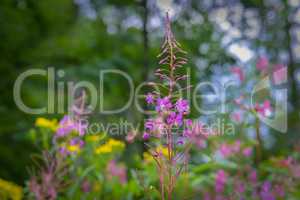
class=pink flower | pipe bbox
[274,184,285,197]
[56,116,76,137]
[256,56,269,72]
[273,64,287,85]
[291,165,300,178]
[248,170,257,184]
[70,138,84,147]
[235,181,245,193]
[194,137,206,149]
[145,119,155,131]
[242,147,252,157]
[177,137,185,145]
[175,114,183,126]
[232,140,241,153]
[166,112,176,125]
[230,66,245,82]
[279,156,293,167]
[145,117,165,137]
[146,93,155,104]
[143,132,150,140]
[219,143,232,158]
[255,100,272,117]
[59,146,67,155]
[175,98,189,114]
[203,193,211,200]
[81,179,91,193]
[56,115,87,137]
[185,119,193,127]
[215,170,227,193]
[231,111,243,123]
[166,112,183,126]
[156,97,172,112]
[260,181,275,200]
[262,181,271,192]
[234,95,244,105]
[107,160,127,184]
[125,131,136,143]
[183,129,192,137]
[182,122,207,149]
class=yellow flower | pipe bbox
[94,139,125,154]
[35,118,58,131]
[86,134,105,142]
[93,182,101,192]
[0,178,23,200]
[95,144,112,154]
[156,146,169,157]
[143,152,154,163]
[107,139,125,148]
[67,144,81,153]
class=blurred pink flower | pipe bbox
[107,160,127,184]
[235,181,245,193]
[273,64,287,85]
[232,140,241,153]
[185,119,193,127]
[248,170,257,184]
[81,179,91,193]
[182,122,207,149]
[203,192,211,200]
[125,131,137,143]
[219,143,232,158]
[230,66,245,82]
[291,165,300,178]
[145,119,155,131]
[215,170,227,193]
[56,115,87,137]
[256,56,269,72]
[260,181,275,200]
[274,184,285,197]
[255,100,272,117]
[234,95,244,105]
[278,156,293,167]
[231,111,243,123]
[242,147,252,157]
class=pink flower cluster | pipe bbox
[230,66,244,82]
[204,168,286,200]
[215,170,227,193]
[106,160,127,184]
[219,140,252,158]
[255,100,272,117]
[143,94,190,140]
[182,121,207,148]
[55,115,87,155]
[56,115,87,137]
[256,56,269,73]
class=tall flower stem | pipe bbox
[145,12,189,199]
[255,117,263,165]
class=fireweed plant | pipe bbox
[54,91,89,155]
[27,152,69,200]
[229,57,286,164]
[27,92,89,199]
[143,13,206,200]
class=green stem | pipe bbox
[255,117,263,165]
